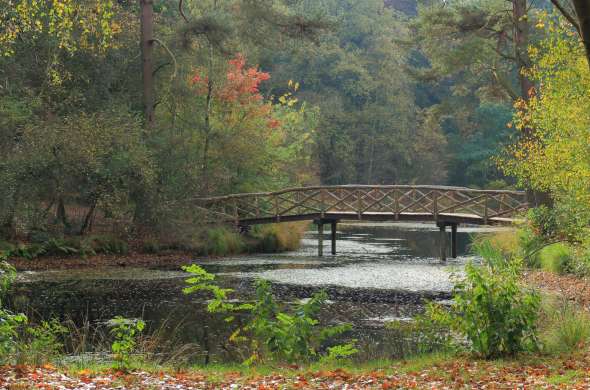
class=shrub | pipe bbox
[424,242,540,358]
[141,239,161,254]
[249,222,307,253]
[16,319,68,366]
[108,316,145,371]
[0,260,28,364]
[0,260,67,365]
[42,238,79,256]
[528,206,558,238]
[241,279,354,364]
[84,235,129,255]
[12,242,46,259]
[182,265,355,364]
[0,241,15,257]
[203,227,243,256]
[0,309,27,364]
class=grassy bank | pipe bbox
[4,350,590,388]
[0,222,309,269]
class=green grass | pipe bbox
[539,296,590,354]
[44,349,590,388]
[248,222,308,253]
[203,227,244,256]
[547,370,584,385]
[60,353,455,379]
[538,243,573,274]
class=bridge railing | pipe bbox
[196,185,528,225]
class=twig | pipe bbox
[151,38,178,81]
[179,0,189,23]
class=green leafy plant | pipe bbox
[182,265,355,364]
[108,316,145,371]
[387,305,455,355]
[0,309,27,364]
[86,235,129,255]
[182,264,250,313]
[203,227,244,256]
[0,260,28,364]
[17,319,68,365]
[42,238,79,256]
[241,280,354,364]
[321,343,359,363]
[423,242,540,358]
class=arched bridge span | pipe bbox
[197,185,527,226]
[196,185,528,260]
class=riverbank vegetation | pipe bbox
[0,222,308,267]
[4,0,590,387]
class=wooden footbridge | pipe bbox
[196,185,528,260]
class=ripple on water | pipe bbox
[227,262,460,292]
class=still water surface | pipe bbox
[10,223,505,363]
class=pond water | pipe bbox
[9,223,507,363]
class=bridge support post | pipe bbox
[317,221,324,257]
[330,220,337,255]
[438,223,447,262]
[451,223,458,259]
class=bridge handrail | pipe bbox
[195,184,526,202]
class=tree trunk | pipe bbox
[80,198,98,235]
[513,0,533,104]
[201,44,214,196]
[56,196,70,231]
[140,0,155,128]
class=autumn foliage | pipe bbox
[191,54,270,104]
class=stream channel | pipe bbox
[9,223,508,364]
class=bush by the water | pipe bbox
[1,222,308,260]
[0,260,68,365]
[423,240,540,359]
[248,222,308,253]
[182,264,356,364]
[203,227,244,256]
[108,316,145,371]
[0,234,129,260]
[141,223,308,257]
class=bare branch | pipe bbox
[179,0,189,23]
[491,68,519,100]
[151,38,178,81]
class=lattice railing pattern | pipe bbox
[196,185,528,225]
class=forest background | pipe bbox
[0,0,572,244]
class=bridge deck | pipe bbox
[196,185,528,226]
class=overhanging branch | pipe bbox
[550,0,581,34]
